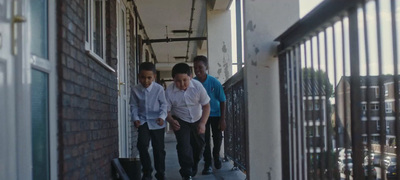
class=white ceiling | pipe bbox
[135,0,208,68]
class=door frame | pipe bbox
[28,0,57,179]
[117,0,130,157]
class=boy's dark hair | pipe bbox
[172,63,192,78]
[193,55,208,67]
[139,62,156,73]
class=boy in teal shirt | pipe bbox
[193,55,226,174]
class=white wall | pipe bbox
[243,0,299,179]
[207,9,232,83]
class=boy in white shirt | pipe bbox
[165,63,210,180]
[130,62,168,180]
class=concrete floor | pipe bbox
[162,132,247,180]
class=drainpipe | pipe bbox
[185,0,196,62]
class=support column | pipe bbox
[243,0,298,179]
[207,8,232,83]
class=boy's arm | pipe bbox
[158,88,168,121]
[197,103,210,134]
[216,82,227,131]
[167,112,180,131]
[129,88,141,127]
[165,88,180,130]
[157,89,168,126]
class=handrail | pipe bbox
[275,0,362,52]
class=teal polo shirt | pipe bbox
[194,75,226,117]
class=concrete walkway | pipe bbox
[164,132,246,180]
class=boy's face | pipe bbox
[138,70,155,88]
[173,73,191,90]
[193,61,207,79]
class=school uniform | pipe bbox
[165,79,210,178]
[130,81,168,179]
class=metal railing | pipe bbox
[276,0,400,179]
[223,69,248,172]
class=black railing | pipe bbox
[223,69,248,172]
[276,0,400,179]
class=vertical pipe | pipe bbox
[134,5,139,84]
[236,0,243,69]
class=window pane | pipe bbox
[30,0,48,59]
[31,69,49,180]
[93,0,103,57]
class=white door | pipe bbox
[0,0,31,179]
[117,0,130,157]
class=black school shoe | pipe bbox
[191,164,198,177]
[202,166,213,175]
[214,158,222,169]
[155,172,166,180]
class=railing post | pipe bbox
[348,5,364,179]
[279,49,290,180]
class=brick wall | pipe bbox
[57,0,119,179]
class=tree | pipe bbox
[302,68,333,98]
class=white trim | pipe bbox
[86,50,116,72]
[17,0,33,178]
[117,0,130,157]
[85,0,113,72]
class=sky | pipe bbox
[300,0,323,18]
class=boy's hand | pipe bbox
[170,119,180,131]
[134,120,141,128]
[197,122,206,134]
[157,118,164,126]
[219,119,226,131]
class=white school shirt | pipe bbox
[130,82,168,130]
[165,79,210,123]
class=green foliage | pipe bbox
[302,68,334,98]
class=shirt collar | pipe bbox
[173,79,194,92]
[141,81,154,92]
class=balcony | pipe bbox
[222,0,400,179]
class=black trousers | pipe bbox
[174,118,205,177]
[137,123,165,177]
[203,116,223,167]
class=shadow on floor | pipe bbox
[163,132,247,180]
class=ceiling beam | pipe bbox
[144,37,207,44]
